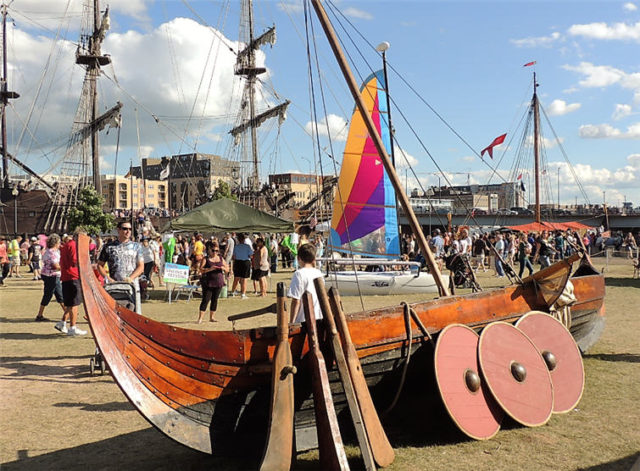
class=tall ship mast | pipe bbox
[44,0,122,232]
[230,0,289,194]
[0,1,19,188]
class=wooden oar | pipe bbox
[302,292,350,471]
[314,278,376,471]
[328,286,395,468]
[260,283,296,471]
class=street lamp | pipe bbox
[11,186,18,234]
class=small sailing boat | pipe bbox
[326,70,446,295]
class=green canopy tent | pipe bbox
[162,198,294,233]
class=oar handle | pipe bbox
[314,278,338,336]
[276,282,288,342]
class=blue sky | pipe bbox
[7,0,640,207]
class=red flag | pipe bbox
[481,133,507,158]
[517,173,523,180]
[523,61,537,67]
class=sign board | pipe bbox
[163,263,189,285]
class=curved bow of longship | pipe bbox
[77,234,253,453]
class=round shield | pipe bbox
[434,324,503,440]
[516,311,584,413]
[478,322,553,427]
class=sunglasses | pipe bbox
[120,227,132,231]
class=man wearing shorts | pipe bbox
[230,233,253,299]
[56,228,87,336]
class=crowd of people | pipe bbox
[1,222,637,333]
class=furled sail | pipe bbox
[329,70,400,258]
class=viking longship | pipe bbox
[77,0,605,463]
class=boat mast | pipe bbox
[1,2,19,188]
[76,0,111,193]
[247,0,259,190]
[532,72,541,223]
[232,1,289,194]
[376,41,402,237]
[311,0,450,296]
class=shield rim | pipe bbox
[515,311,585,414]
[478,321,554,427]
[434,323,503,440]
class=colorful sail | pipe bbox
[329,70,400,259]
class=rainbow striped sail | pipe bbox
[329,70,400,259]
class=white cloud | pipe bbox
[12,0,150,31]
[510,31,561,48]
[525,135,564,149]
[579,122,640,139]
[394,146,419,169]
[10,17,274,163]
[624,2,638,11]
[305,114,349,141]
[568,21,640,42]
[563,62,640,93]
[612,104,633,120]
[461,155,476,163]
[342,7,373,20]
[277,2,304,14]
[547,99,581,116]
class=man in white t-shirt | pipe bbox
[459,229,472,255]
[287,243,323,324]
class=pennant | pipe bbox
[523,61,537,67]
[517,173,523,180]
[520,180,526,192]
[159,166,170,180]
[480,133,507,158]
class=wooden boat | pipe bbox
[77,233,604,454]
[76,0,605,459]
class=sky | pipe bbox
[5,0,640,208]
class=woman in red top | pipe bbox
[197,242,228,324]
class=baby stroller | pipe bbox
[89,281,138,376]
[444,253,481,292]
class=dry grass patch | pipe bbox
[1,258,639,470]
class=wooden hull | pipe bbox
[77,235,605,455]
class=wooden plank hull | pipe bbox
[77,235,605,455]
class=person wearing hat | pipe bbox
[28,237,43,281]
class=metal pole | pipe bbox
[311,0,450,296]
[557,167,560,209]
[12,188,17,233]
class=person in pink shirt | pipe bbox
[35,234,65,322]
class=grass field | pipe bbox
[1,257,639,470]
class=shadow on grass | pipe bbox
[53,401,134,412]
[1,428,252,471]
[604,277,640,288]
[583,353,640,363]
[0,332,70,340]
[578,452,640,471]
[0,316,63,324]
[0,356,98,382]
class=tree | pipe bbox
[211,179,237,201]
[67,186,115,235]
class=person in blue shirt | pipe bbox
[230,233,253,299]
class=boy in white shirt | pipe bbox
[287,243,323,324]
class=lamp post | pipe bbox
[11,186,18,234]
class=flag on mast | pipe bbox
[523,61,537,67]
[160,165,170,180]
[517,173,523,180]
[480,133,507,158]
